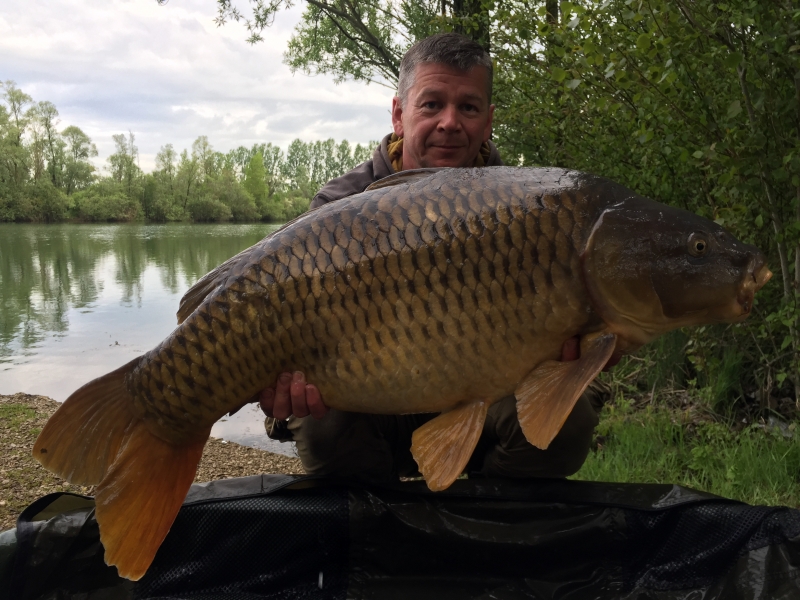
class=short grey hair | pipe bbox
[397,33,493,106]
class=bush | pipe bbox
[267,190,312,222]
[0,191,31,222]
[28,179,69,222]
[71,180,140,222]
[0,180,69,222]
[209,173,259,221]
[187,196,232,222]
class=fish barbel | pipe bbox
[33,167,771,579]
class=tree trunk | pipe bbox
[546,0,558,25]
[450,0,491,53]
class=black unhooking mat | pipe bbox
[2,475,800,599]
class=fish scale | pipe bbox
[125,168,601,442]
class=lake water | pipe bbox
[0,222,298,457]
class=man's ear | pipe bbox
[483,104,495,142]
[391,96,404,137]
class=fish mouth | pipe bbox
[736,259,772,315]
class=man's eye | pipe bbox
[422,101,439,110]
[461,104,478,113]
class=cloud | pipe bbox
[0,0,394,171]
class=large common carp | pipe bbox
[34,167,771,580]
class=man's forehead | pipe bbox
[408,63,490,100]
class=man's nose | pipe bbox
[437,104,462,132]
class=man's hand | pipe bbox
[260,372,328,420]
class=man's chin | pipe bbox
[422,153,472,169]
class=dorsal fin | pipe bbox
[176,247,251,324]
[365,168,445,192]
[176,209,322,324]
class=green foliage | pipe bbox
[0,179,68,223]
[71,180,140,222]
[576,401,800,507]
[61,125,97,194]
[489,0,800,407]
[26,178,69,223]
[187,196,233,222]
[212,171,259,221]
[243,151,269,212]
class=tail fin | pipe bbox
[33,358,208,581]
[95,423,207,580]
[33,358,142,484]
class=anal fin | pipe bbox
[516,333,616,450]
[411,400,489,492]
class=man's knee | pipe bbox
[478,393,600,479]
[288,410,400,481]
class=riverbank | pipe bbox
[0,393,304,531]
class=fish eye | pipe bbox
[688,232,709,257]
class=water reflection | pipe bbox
[0,223,296,456]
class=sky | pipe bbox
[0,0,396,172]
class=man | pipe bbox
[260,32,610,482]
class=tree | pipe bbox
[35,102,63,187]
[1,81,33,193]
[61,125,97,195]
[108,132,142,199]
[0,86,31,217]
[155,143,177,193]
[192,135,216,183]
[243,151,268,208]
[282,138,313,191]
[175,148,200,211]
[261,142,285,194]
[26,103,49,182]
[214,0,493,87]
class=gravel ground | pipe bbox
[0,393,304,531]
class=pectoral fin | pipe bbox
[516,333,617,450]
[411,400,489,492]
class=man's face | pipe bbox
[391,63,495,170]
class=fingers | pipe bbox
[259,387,276,418]
[269,372,293,420]
[305,384,329,420]
[260,371,329,421]
[290,372,310,418]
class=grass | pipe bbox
[574,397,800,507]
[0,404,36,430]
